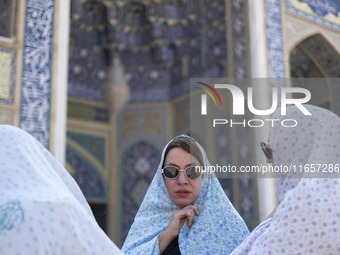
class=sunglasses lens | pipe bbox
[163,166,179,179]
[185,166,202,179]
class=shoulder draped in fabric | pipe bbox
[0,125,123,255]
[122,135,249,254]
[231,105,340,254]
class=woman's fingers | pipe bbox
[174,205,199,228]
[167,205,200,236]
[183,205,200,216]
[158,206,199,254]
[182,209,194,227]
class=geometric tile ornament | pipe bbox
[68,1,109,102]
[67,102,110,123]
[289,34,340,109]
[214,125,233,206]
[265,0,286,79]
[228,0,259,230]
[66,145,107,201]
[68,0,228,103]
[119,107,166,143]
[67,131,106,168]
[297,0,340,17]
[297,34,340,77]
[20,0,54,148]
[173,99,191,135]
[290,45,325,78]
[233,80,258,231]
[214,121,237,224]
[121,140,161,243]
[130,179,149,208]
[230,0,251,79]
[285,0,340,31]
[0,48,15,103]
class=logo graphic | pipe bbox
[198,83,311,116]
[196,82,223,115]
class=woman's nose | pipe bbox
[177,171,188,184]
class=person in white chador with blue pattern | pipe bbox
[0,125,123,255]
[231,105,340,254]
[122,135,249,255]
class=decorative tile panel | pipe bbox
[286,0,340,31]
[130,179,149,207]
[67,131,107,168]
[290,45,324,78]
[68,0,228,103]
[291,34,340,77]
[67,102,110,122]
[214,125,233,199]
[121,141,162,242]
[230,0,251,78]
[227,1,259,230]
[0,48,15,103]
[297,0,340,17]
[68,1,109,102]
[117,106,167,147]
[265,0,286,78]
[66,145,107,201]
[173,98,190,135]
[20,0,55,148]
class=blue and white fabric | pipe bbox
[122,135,249,254]
[0,125,123,255]
[231,105,340,254]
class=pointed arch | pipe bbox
[290,33,340,78]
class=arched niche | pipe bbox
[289,33,340,113]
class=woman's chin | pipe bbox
[173,198,194,208]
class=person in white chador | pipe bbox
[0,125,123,255]
[231,105,340,254]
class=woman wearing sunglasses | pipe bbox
[122,135,249,255]
[231,104,340,254]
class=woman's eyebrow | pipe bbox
[164,162,200,168]
[188,163,200,167]
[163,162,179,168]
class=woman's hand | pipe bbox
[158,205,199,254]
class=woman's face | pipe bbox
[163,147,202,208]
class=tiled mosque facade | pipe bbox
[1,0,340,246]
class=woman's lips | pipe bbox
[175,189,191,197]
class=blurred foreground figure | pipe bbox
[0,125,124,255]
[231,105,340,254]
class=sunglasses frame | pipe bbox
[260,142,272,160]
[161,165,202,180]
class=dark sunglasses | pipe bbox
[162,165,202,179]
[260,142,272,160]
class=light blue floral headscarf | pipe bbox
[122,135,249,254]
